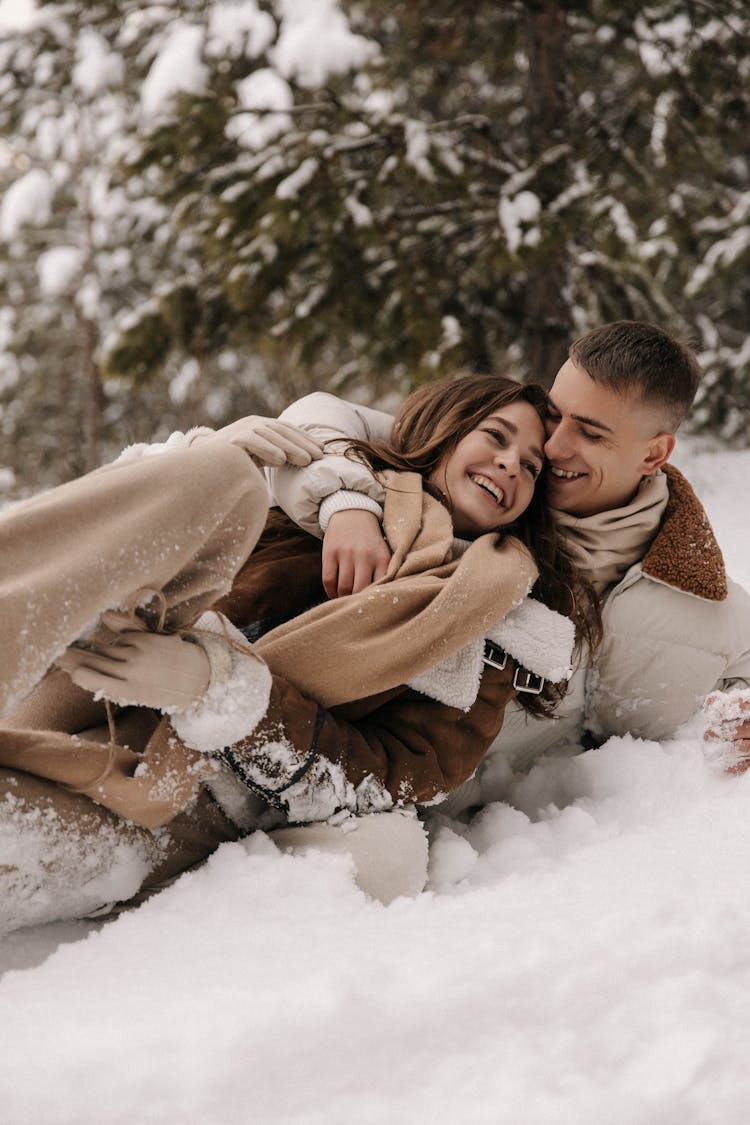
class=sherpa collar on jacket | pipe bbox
[641,464,727,601]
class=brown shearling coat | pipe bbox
[211,511,524,822]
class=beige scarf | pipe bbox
[554,471,669,595]
[254,470,538,707]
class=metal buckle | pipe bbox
[513,666,544,694]
[483,641,508,671]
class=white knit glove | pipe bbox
[198,416,323,467]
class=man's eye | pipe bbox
[581,429,603,442]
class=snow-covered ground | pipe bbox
[2,441,750,1125]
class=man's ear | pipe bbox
[641,432,675,475]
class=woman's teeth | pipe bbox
[470,473,504,505]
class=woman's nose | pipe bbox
[494,447,520,475]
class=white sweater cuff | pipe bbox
[114,427,215,464]
[168,611,272,754]
[318,490,384,532]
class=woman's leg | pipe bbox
[1,443,268,719]
[4,667,115,733]
[0,768,239,935]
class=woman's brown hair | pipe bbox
[345,372,601,717]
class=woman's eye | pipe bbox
[486,429,507,446]
[523,462,540,478]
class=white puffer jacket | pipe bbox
[271,393,750,815]
[585,464,750,740]
[269,393,392,537]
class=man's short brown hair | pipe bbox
[569,321,702,432]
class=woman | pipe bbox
[0,374,598,931]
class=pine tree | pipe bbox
[108,0,750,430]
[2,0,748,498]
[0,1,169,487]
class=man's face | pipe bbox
[544,359,673,517]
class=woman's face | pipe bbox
[429,400,545,538]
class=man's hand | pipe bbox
[56,612,210,711]
[702,690,750,774]
[200,416,323,467]
[322,510,392,599]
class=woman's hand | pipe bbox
[322,510,392,598]
[56,615,210,711]
[198,416,323,467]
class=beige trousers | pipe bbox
[0,444,427,930]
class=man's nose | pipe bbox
[544,423,569,459]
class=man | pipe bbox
[268,321,750,816]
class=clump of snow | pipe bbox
[0,791,152,935]
[702,688,750,731]
[72,29,124,96]
[36,246,83,297]
[499,190,542,253]
[275,157,319,200]
[206,1,275,59]
[140,23,209,119]
[0,168,54,240]
[441,315,462,350]
[404,118,435,181]
[344,192,373,228]
[75,275,102,322]
[0,0,37,32]
[270,0,379,88]
[228,68,293,150]
[167,356,200,406]
[636,13,693,78]
[701,688,750,771]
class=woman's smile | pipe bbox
[469,472,505,508]
[429,399,545,538]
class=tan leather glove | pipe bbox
[56,612,210,711]
[198,416,323,467]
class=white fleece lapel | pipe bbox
[406,598,575,710]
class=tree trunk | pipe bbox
[81,313,102,472]
[523,0,571,387]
